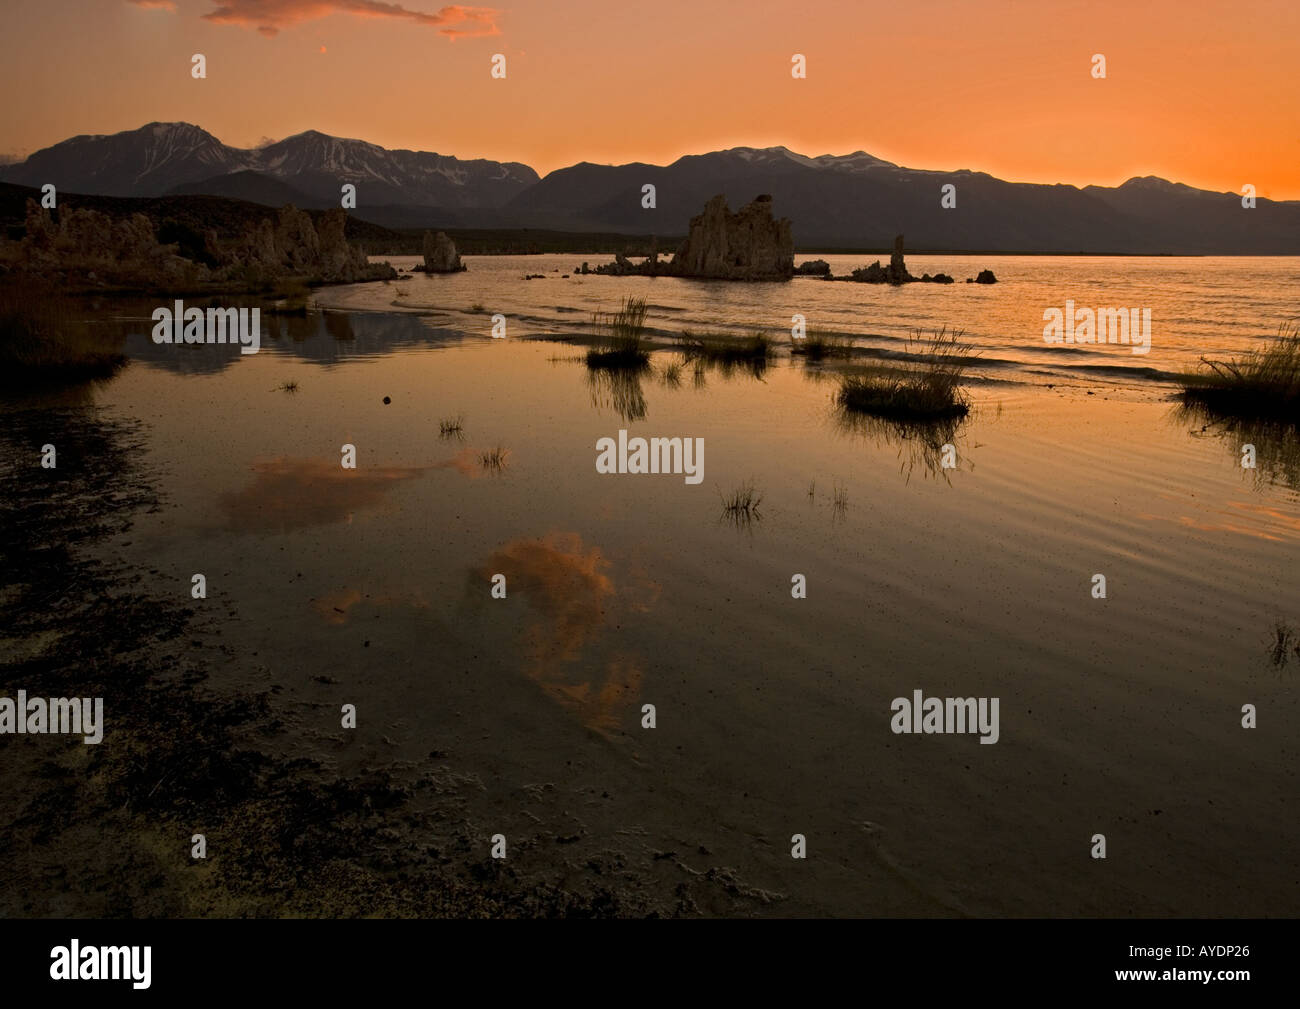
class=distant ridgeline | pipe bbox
[4,124,1299,253]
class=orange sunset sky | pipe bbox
[1,0,1297,198]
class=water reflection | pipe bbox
[586,366,648,422]
[1174,402,1300,492]
[1167,501,1300,543]
[217,457,430,531]
[831,407,970,483]
[473,532,655,735]
[115,306,455,375]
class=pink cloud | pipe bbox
[198,1,501,38]
[128,0,179,10]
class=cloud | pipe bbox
[198,2,501,39]
[127,0,178,10]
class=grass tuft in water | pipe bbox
[585,297,650,371]
[835,326,974,421]
[1180,320,1300,424]
[719,480,763,524]
[679,330,772,364]
[792,331,854,361]
[478,445,509,471]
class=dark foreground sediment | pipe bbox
[0,407,756,917]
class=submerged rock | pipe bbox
[838,235,978,286]
[974,269,998,284]
[849,261,889,283]
[795,259,831,276]
[839,234,913,285]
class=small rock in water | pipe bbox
[383,396,391,405]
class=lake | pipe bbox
[5,253,1298,916]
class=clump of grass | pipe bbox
[679,330,772,364]
[585,297,650,371]
[719,480,763,524]
[478,445,508,471]
[792,331,853,361]
[277,379,299,393]
[468,303,486,313]
[1180,320,1300,423]
[807,479,816,500]
[836,326,974,421]
[265,277,310,315]
[831,481,849,520]
[1268,620,1299,668]
[0,283,126,385]
[439,414,465,438]
[659,359,683,388]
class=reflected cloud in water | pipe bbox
[473,531,659,735]
[218,457,431,531]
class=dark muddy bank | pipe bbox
[0,407,759,917]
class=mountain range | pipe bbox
[3,122,1297,254]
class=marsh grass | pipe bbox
[1268,619,1299,669]
[478,445,509,471]
[679,330,772,379]
[0,283,126,385]
[679,330,772,363]
[792,331,854,361]
[469,303,486,313]
[439,414,465,438]
[585,296,650,370]
[831,481,849,521]
[277,380,299,393]
[265,278,310,315]
[835,326,974,421]
[1180,320,1300,423]
[719,480,763,526]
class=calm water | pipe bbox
[9,255,1299,916]
[314,253,1300,389]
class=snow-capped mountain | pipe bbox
[0,122,538,209]
[1,123,257,197]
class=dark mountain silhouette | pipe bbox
[503,147,1300,253]
[169,170,319,208]
[4,126,1297,253]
